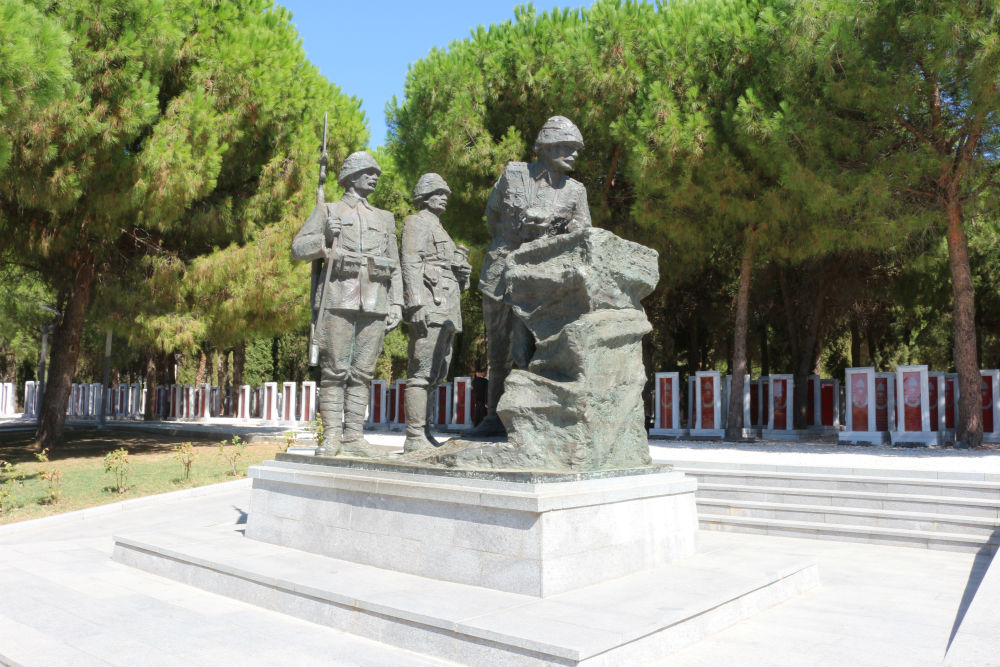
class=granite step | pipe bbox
[675,462,1000,553]
[112,525,818,667]
[698,513,999,554]
[696,498,999,538]
[695,483,1000,519]
[680,468,1000,501]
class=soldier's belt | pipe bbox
[330,250,397,280]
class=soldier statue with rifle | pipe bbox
[292,119,402,457]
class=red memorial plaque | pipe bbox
[372,387,381,422]
[772,379,788,430]
[821,381,835,426]
[388,387,396,422]
[303,391,312,423]
[397,383,406,421]
[982,377,994,433]
[455,380,467,425]
[902,371,922,431]
[750,383,760,427]
[928,378,939,431]
[700,377,715,429]
[438,386,447,424]
[807,379,816,427]
[944,378,956,429]
[875,377,889,431]
[851,374,869,431]
[658,377,673,429]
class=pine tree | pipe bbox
[0,0,366,448]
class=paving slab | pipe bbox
[1,437,998,665]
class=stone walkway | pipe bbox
[0,433,996,665]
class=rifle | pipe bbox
[308,114,333,366]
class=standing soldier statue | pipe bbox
[400,174,471,452]
[468,116,591,437]
[292,145,403,457]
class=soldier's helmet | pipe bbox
[337,151,382,187]
[412,173,451,204]
[534,116,584,152]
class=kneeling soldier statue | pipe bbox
[401,173,471,452]
[292,151,403,457]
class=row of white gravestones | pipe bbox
[841,365,1000,445]
[61,383,144,420]
[365,378,474,431]
[148,382,318,423]
[650,371,841,439]
[0,382,16,416]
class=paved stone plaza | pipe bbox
[0,433,996,666]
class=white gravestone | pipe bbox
[432,383,452,427]
[690,371,724,438]
[262,382,279,422]
[982,370,1000,443]
[449,376,473,431]
[891,365,936,446]
[282,382,297,422]
[390,380,406,431]
[763,374,796,439]
[841,367,884,444]
[238,385,252,420]
[650,372,685,437]
[300,381,317,423]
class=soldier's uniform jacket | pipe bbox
[401,209,464,332]
[480,161,591,301]
[291,193,403,316]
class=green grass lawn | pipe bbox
[0,427,295,524]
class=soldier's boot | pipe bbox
[466,372,507,438]
[423,383,441,446]
[340,383,380,458]
[403,385,434,453]
[315,387,343,457]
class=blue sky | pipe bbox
[276,1,587,148]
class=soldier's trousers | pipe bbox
[481,295,532,415]
[406,323,455,389]
[317,310,386,388]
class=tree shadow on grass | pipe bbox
[0,426,225,464]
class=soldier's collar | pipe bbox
[340,192,372,209]
[530,161,566,187]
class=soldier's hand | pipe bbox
[406,306,428,336]
[324,216,342,244]
[386,304,403,332]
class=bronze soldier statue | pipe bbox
[400,173,471,452]
[469,116,591,436]
[292,151,403,457]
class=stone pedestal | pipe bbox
[245,456,697,597]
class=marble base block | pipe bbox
[244,459,698,597]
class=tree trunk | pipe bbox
[233,342,246,389]
[194,348,208,387]
[36,252,96,450]
[726,242,754,440]
[850,320,863,367]
[759,323,769,377]
[143,355,156,421]
[688,314,700,375]
[945,196,982,448]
